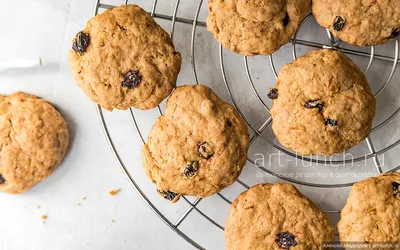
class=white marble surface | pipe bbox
[0,0,399,249]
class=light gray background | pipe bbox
[0,0,399,249]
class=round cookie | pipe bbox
[225,184,334,250]
[206,0,311,56]
[338,173,400,245]
[0,92,69,194]
[270,49,376,156]
[68,4,181,111]
[312,0,400,46]
[142,84,249,202]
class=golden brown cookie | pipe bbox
[206,0,311,56]
[338,173,400,246]
[312,0,400,46]
[142,84,249,202]
[68,4,181,111]
[225,184,334,250]
[0,92,69,194]
[270,49,376,156]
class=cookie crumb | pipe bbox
[41,215,47,220]
[112,219,115,223]
[78,203,81,206]
[109,189,121,196]
[82,196,87,200]
[37,205,41,209]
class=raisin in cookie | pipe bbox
[0,92,69,194]
[270,49,376,156]
[68,4,181,111]
[312,0,400,46]
[338,173,400,246]
[225,184,334,250]
[142,84,249,202]
[206,0,311,56]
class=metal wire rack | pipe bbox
[92,0,400,249]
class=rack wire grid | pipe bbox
[92,0,400,249]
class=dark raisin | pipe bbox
[183,161,199,179]
[393,182,400,197]
[275,232,298,250]
[72,31,90,54]
[304,100,324,110]
[122,70,141,88]
[0,174,5,184]
[282,12,289,27]
[389,28,400,39]
[268,88,278,99]
[157,189,179,201]
[325,118,338,126]
[333,16,345,31]
[198,142,214,159]
[227,120,232,127]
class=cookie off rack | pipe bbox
[92,0,400,249]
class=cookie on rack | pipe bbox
[68,4,181,111]
[206,0,311,56]
[270,49,376,156]
[225,183,334,250]
[0,92,69,194]
[338,173,400,245]
[142,84,249,202]
[312,0,400,46]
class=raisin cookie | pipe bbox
[142,84,249,202]
[68,4,181,111]
[225,184,334,250]
[312,0,400,46]
[338,173,400,243]
[270,49,376,156]
[0,92,69,194]
[206,0,311,56]
[338,173,400,246]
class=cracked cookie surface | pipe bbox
[225,184,334,250]
[312,0,400,46]
[0,92,69,194]
[142,85,249,202]
[270,49,376,156]
[206,0,311,56]
[338,173,400,245]
[68,4,181,111]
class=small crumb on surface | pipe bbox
[78,203,81,206]
[37,205,41,209]
[109,189,121,196]
[112,219,115,223]
[82,196,87,200]
[41,215,47,220]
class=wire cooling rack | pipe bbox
[92,0,400,249]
